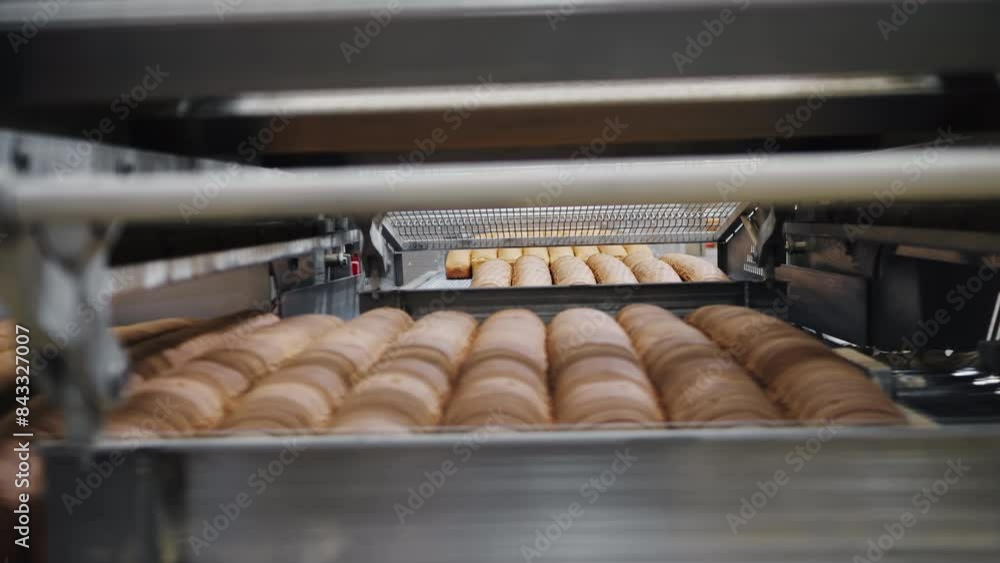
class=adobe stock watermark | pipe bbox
[726,420,844,534]
[882,255,999,368]
[672,0,750,74]
[521,449,637,562]
[340,0,402,63]
[188,439,306,557]
[178,112,294,223]
[877,0,927,41]
[7,0,71,54]
[852,459,969,563]
[384,74,503,191]
[681,287,799,406]
[394,410,505,524]
[545,0,583,30]
[844,127,968,243]
[526,117,629,207]
[716,86,827,200]
[50,65,170,179]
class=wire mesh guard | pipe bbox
[382,203,743,250]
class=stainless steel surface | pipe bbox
[44,425,1000,563]
[361,281,789,321]
[112,230,361,293]
[280,275,362,319]
[785,222,1000,257]
[383,203,742,250]
[406,271,473,290]
[4,0,1000,107]
[6,149,1000,223]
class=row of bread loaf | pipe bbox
[685,306,905,423]
[548,308,664,425]
[450,245,649,279]
[105,313,346,436]
[444,309,552,427]
[332,311,479,432]
[617,304,782,424]
[470,251,723,288]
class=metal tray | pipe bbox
[361,280,789,321]
[42,425,1000,563]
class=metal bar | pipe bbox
[784,222,1000,256]
[5,149,1000,223]
[3,0,999,106]
[111,230,361,293]
[360,280,788,321]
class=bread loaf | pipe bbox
[522,247,550,264]
[333,311,478,432]
[112,317,198,346]
[598,245,628,258]
[573,246,600,259]
[130,310,280,378]
[686,305,904,424]
[497,248,523,264]
[445,309,550,427]
[512,255,553,287]
[626,256,682,284]
[551,256,596,286]
[659,254,729,282]
[547,247,574,261]
[624,244,654,256]
[445,249,472,279]
[470,249,498,272]
[618,305,781,425]
[586,254,638,285]
[471,259,513,288]
[548,308,662,426]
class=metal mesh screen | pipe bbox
[382,203,743,250]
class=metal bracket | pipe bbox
[739,206,776,265]
[0,221,128,447]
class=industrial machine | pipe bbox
[1,1,999,562]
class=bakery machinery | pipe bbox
[1,1,1000,562]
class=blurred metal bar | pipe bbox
[4,148,1000,223]
[3,0,999,107]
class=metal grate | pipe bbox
[382,203,743,250]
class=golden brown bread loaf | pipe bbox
[130,310,280,378]
[659,254,729,282]
[217,309,411,434]
[573,246,600,259]
[332,311,478,432]
[686,305,904,424]
[497,248,523,264]
[624,244,654,256]
[445,309,550,427]
[548,308,663,426]
[551,256,597,286]
[512,255,553,287]
[471,259,513,288]
[586,254,638,285]
[597,245,628,258]
[547,247,574,261]
[470,248,498,272]
[617,304,781,425]
[112,317,199,347]
[522,247,550,264]
[626,256,682,284]
[198,314,343,382]
[445,250,473,279]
